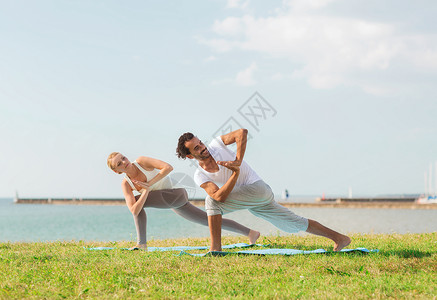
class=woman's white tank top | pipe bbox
[124,161,173,193]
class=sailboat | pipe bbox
[417,194,437,204]
[417,162,437,204]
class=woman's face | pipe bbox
[111,153,131,174]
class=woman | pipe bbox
[107,152,260,250]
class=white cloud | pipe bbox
[198,37,235,52]
[212,17,244,36]
[235,62,257,86]
[204,55,217,62]
[201,0,437,94]
[226,0,250,9]
[288,0,336,11]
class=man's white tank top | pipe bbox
[124,161,173,193]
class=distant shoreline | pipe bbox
[13,197,437,209]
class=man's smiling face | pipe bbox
[185,137,211,160]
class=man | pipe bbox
[176,129,351,251]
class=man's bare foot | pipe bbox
[248,230,260,245]
[129,244,147,251]
[210,243,222,252]
[334,235,351,251]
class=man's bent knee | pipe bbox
[205,195,223,216]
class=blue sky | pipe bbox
[1,0,436,198]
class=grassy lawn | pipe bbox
[0,233,436,299]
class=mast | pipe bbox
[424,171,428,196]
[429,163,433,196]
[435,161,437,196]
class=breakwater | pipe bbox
[316,197,417,203]
[14,197,125,205]
[14,197,437,209]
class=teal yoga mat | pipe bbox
[86,244,378,256]
[178,247,379,257]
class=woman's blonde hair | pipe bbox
[107,152,120,172]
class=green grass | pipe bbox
[1,233,436,299]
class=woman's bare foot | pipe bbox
[334,235,351,251]
[248,230,260,245]
[129,244,148,251]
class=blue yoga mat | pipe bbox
[86,244,378,256]
[178,247,378,257]
[86,243,263,251]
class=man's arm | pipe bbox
[220,128,248,166]
[200,162,240,202]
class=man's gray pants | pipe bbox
[205,180,309,233]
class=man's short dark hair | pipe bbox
[176,132,195,159]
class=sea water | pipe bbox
[0,198,436,242]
